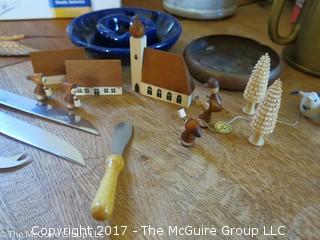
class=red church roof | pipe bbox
[65,60,122,87]
[141,48,194,95]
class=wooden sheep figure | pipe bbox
[26,73,53,101]
[291,91,320,121]
[198,78,223,128]
[62,82,81,110]
[242,53,270,115]
[249,79,282,147]
[180,118,203,147]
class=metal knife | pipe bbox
[91,122,133,221]
[0,89,99,135]
[0,112,85,166]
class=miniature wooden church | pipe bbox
[129,16,194,108]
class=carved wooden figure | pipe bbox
[198,78,223,128]
[62,82,81,110]
[26,73,49,102]
[249,79,282,147]
[242,53,270,115]
[180,118,203,147]
[194,95,207,111]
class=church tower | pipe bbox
[129,16,146,93]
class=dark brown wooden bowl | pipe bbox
[183,35,282,91]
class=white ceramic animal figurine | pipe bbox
[291,91,320,121]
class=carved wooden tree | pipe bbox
[242,53,270,115]
[248,79,282,147]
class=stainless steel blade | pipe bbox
[0,153,32,169]
[0,89,99,135]
[111,122,133,155]
[0,112,85,166]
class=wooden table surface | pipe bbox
[0,1,319,240]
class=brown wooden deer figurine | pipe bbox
[198,78,223,128]
[180,118,203,147]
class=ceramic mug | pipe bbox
[269,0,320,76]
[163,0,237,19]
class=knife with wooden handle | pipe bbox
[91,122,133,221]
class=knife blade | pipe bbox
[0,89,99,135]
[91,122,133,221]
[0,112,85,166]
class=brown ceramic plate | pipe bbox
[183,35,282,91]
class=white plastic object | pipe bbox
[178,108,187,119]
[44,87,53,97]
[73,97,81,108]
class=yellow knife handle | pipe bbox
[91,154,124,221]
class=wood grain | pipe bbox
[0,1,319,240]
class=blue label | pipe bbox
[49,0,91,8]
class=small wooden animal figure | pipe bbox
[249,79,282,147]
[291,90,320,121]
[26,73,50,101]
[62,82,81,110]
[180,118,203,147]
[198,78,223,128]
[242,53,270,115]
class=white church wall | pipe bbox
[76,87,122,96]
[130,35,147,92]
[140,83,192,108]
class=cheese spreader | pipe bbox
[91,121,133,221]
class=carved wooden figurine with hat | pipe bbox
[177,108,203,147]
[197,78,223,128]
[180,118,203,147]
[62,82,81,110]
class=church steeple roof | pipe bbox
[130,16,145,38]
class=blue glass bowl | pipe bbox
[67,7,182,63]
[96,14,157,48]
